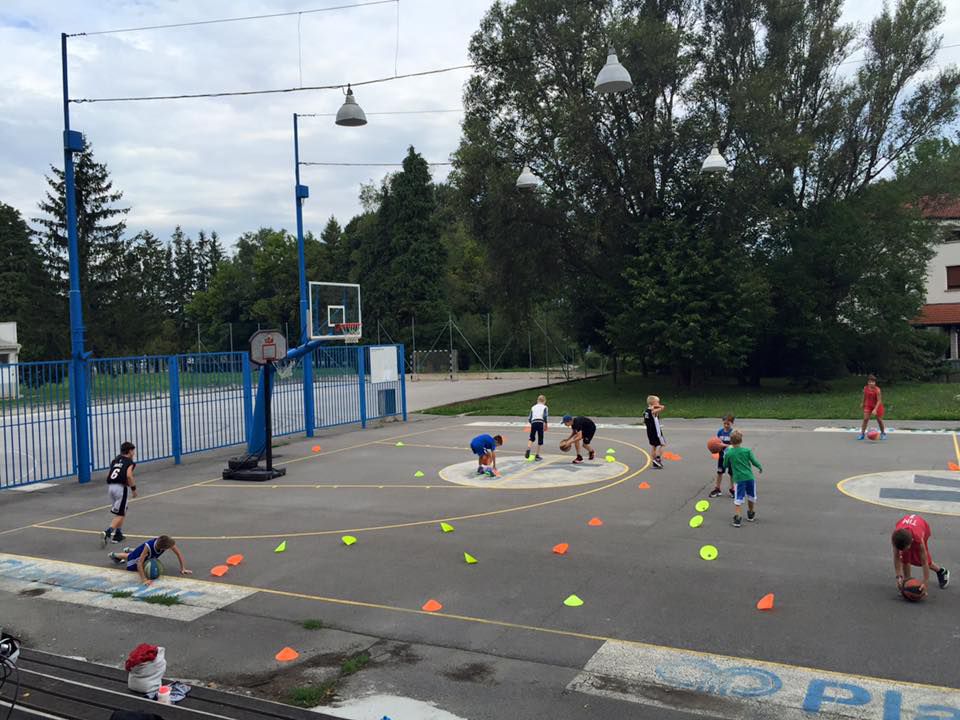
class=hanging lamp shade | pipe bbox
[701,146,728,174]
[594,47,633,94]
[335,85,367,127]
[516,165,541,190]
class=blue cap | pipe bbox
[562,415,572,423]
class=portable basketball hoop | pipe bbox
[336,322,362,344]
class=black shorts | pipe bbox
[529,420,545,444]
[580,428,596,445]
[716,450,730,474]
[646,427,665,447]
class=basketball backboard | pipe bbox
[308,282,361,342]
[250,329,288,364]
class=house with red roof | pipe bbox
[915,196,960,361]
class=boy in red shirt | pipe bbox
[858,374,886,440]
[891,513,949,595]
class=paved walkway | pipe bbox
[405,372,562,412]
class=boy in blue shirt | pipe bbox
[470,434,504,476]
[109,535,192,586]
[708,414,735,498]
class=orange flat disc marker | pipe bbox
[421,599,443,612]
[275,647,299,662]
[552,543,569,555]
[226,554,244,566]
[756,593,775,611]
[638,481,650,489]
[210,565,229,577]
[311,445,321,453]
[587,517,603,527]
[949,462,960,472]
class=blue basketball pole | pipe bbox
[61,33,91,484]
[293,113,316,437]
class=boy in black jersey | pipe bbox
[103,441,137,547]
[561,415,597,464]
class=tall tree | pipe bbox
[33,139,133,356]
[457,0,960,382]
[0,202,51,359]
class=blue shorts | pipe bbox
[471,442,492,457]
[734,480,757,505]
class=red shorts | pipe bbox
[901,540,933,568]
[864,403,884,418]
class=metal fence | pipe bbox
[0,344,405,489]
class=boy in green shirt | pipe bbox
[722,430,763,528]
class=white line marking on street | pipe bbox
[0,552,254,621]
[568,640,960,719]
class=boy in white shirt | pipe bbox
[525,394,548,461]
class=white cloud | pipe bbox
[1,0,958,249]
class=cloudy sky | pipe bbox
[2,0,959,250]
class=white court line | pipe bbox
[568,640,960,719]
[813,427,960,435]
[0,552,254,622]
[465,420,640,430]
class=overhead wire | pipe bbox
[298,108,462,117]
[70,63,475,103]
[67,0,396,37]
[299,161,453,166]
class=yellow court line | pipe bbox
[16,425,448,537]
[953,432,960,467]
[488,455,563,487]
[836,469,960,518]
[35,441,650,541]
[2,547,957,695]
[199,483,486,490]
[374,441,468,451]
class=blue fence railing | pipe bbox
[0,344,406,489]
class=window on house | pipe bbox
[0,354,8,364]
[949,266,960,290]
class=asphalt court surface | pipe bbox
[3,416,960,718]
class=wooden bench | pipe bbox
[1,648,341,720]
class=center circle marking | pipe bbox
[439,453,628,489]
[838,470,960,517]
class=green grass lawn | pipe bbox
[422,374,960,421]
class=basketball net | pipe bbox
[273,358,296,380]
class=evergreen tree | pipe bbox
[32,139,132,356]
[0,202,52,359]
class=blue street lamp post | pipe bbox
[292,88,366,437]
[60,33,92,483]
[292,113,316,436]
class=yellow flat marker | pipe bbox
[463,552,478,564]
[605,455,616,463]
[414,470,425,478]
[695,500,710,512]
[440,522,455,533]
[564,594,584,607]
[689,515,704,528]
[274,541,286,553]
[699,545,718,561]
[341,535,357,546]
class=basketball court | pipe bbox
[1,415,960,719]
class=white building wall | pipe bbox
[925,221,960,304]
[0,321,20,398]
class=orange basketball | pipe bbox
[707,437,725,454]
[901,578,926,602]
[559,439,572,453]
[866,430,880,441]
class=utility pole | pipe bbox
[486,313,492,380]
[448,313,454,381]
